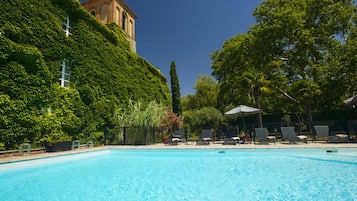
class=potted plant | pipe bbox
[162,132,170,144]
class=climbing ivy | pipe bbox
[0,0,171,149]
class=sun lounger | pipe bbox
[255,128,276,144]
[196,129,212,145]
[314,125,349,143]
[196,139,210,145]
[280,127,307,144]
[172,129,186,143]
[223,129,240,145]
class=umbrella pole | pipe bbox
[242,114,246,131]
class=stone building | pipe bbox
[81,0,137,52]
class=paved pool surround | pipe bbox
[1,142,357,164]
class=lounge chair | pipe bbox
[314,125,349,143]
[172,129,186,143]
[280,127,308,144]
[223,129,240,145]
[255,128,276,144]
[196,129,212,145]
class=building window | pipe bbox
[116,7,120,25]
[129,20,133,38]
[62,16,72,37]
[90,10,96,16]
[122,13,127,31]
[59,59,70,88]
[100,4,109,23]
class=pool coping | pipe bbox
[1,142,357,164]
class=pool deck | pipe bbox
[1,142,357,164]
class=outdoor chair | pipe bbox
[172,129,186,143]
[196,129,212,145]
[223,129,240,145]
[254,128,276,144]
[280,127,308,144]
[314,125,349,143]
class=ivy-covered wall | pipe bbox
[0,0,171,149]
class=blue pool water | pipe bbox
[0,148,356,201]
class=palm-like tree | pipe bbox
[290,79,321,135]
[240,70,271,128]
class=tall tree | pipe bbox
[341,25,357,99]
[181,75,219,112]
[170,61,182,115]
[212,0,357,133]
[211,33,274,128]
[240,70,271,128]
[252,0,356,134]
[181,75,220,134]
[193,74,219,109]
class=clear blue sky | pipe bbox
[127,0,262,96]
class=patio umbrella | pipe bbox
[224,105,260,130]
[343,96,357,107]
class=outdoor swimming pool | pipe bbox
[0,148,356,201]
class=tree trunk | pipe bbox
[306,104,314,139]
[254,93,263,128]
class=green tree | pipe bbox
[170,61,182,115]
[211,34,252,108]
[211,33,275,127]
[240,71,271,128]
[181,95,195,111]
[341,26,357,99]
[181,75,220,134]
[192,74,219,109]
[212,0,356,133]
[290,79,322,132]
[183,107,224,136]
[181,75,219,111]
[252,0,356,134]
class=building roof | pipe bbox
[120,0,137,19]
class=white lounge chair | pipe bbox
[281,127,307,144]
[172,129,186,143]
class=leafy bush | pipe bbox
[0,143,5,151]
[39,132,72,146]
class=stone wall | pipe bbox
[81,0,136,52]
